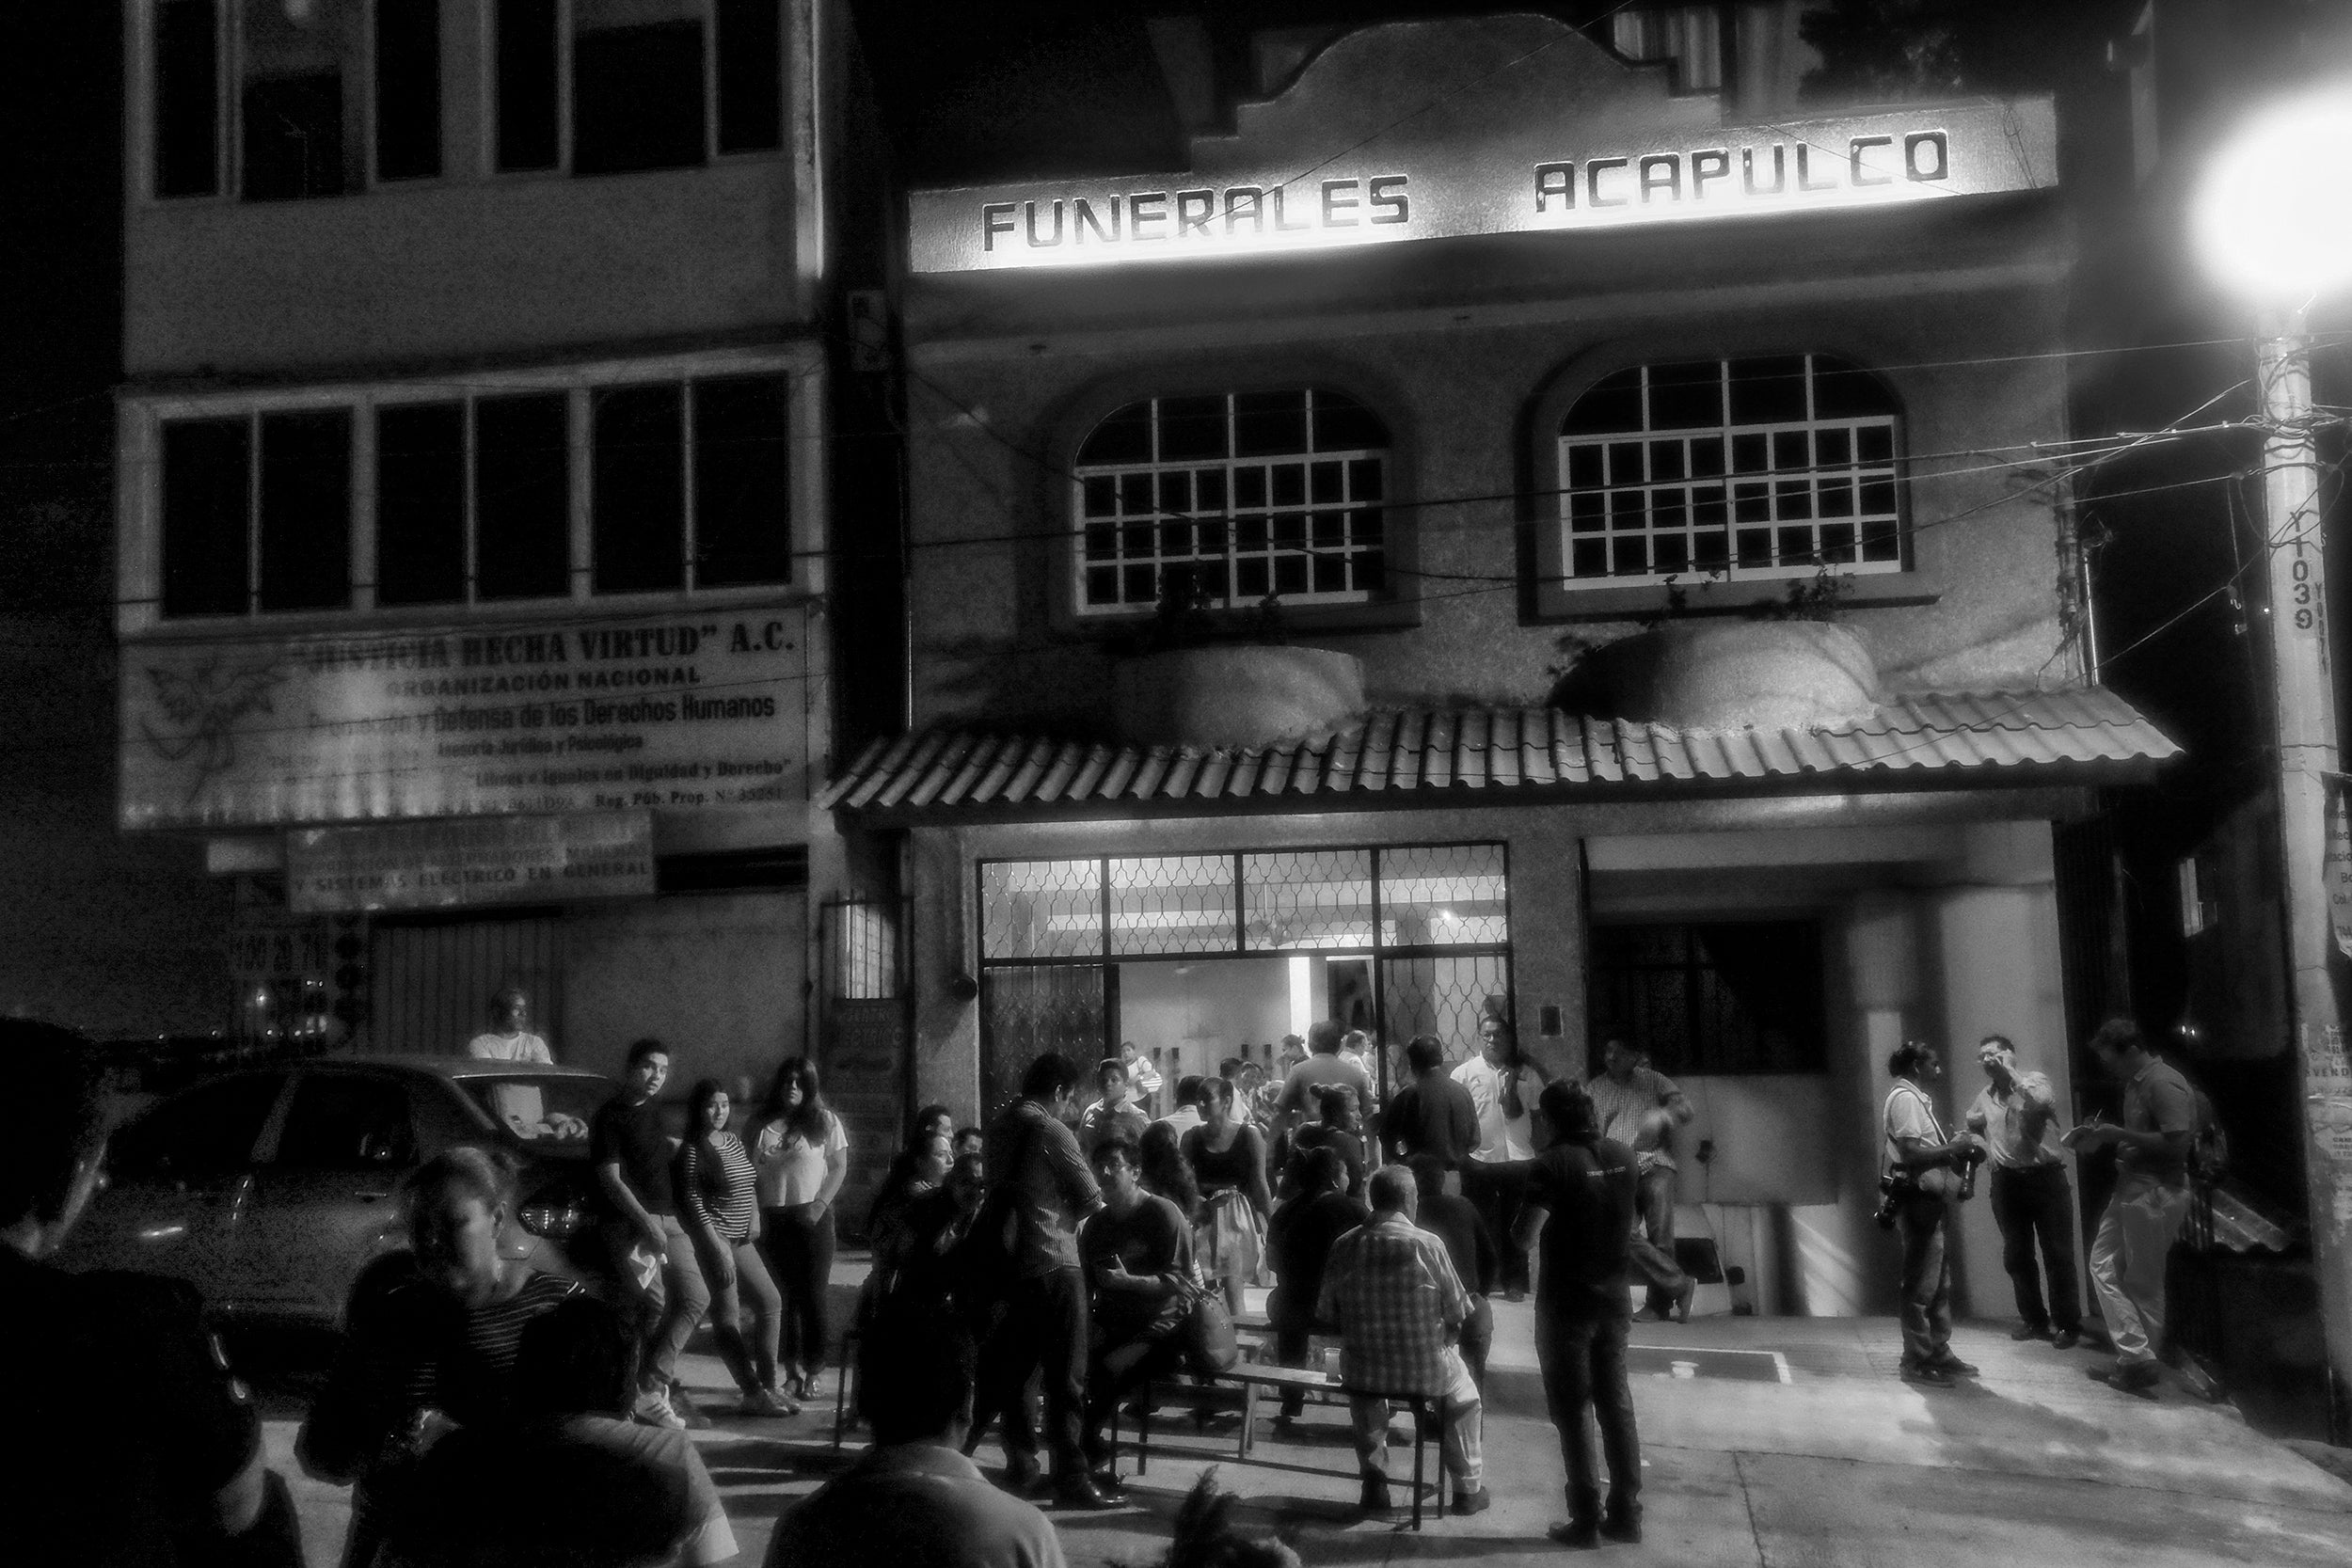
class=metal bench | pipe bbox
[1120,1363,1441,1528]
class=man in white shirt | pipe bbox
[468,987,556,1134]
[1965,1034,2082,1348]
[1883,1041,1981,1387]
[1118,1040,1163,1117]
[1452,1014,1544,1300]
[1586,1037,1695,1323]
[468,986,554,1063]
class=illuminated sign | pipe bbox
[119,607,810,829]
[912,97,2056,274]
[286,811,656,913]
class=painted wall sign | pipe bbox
[286,811,656,913]
[120,606,809,829]
[908,17,2057,275]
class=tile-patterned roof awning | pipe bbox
[819,687,2180,825]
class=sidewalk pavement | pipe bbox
[272,1266,2352,1568]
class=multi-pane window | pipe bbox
[496,0,785,176]
[1072,389,1390,616]
[1588,922,1827,1074]
[1556,356,1902,589]
[1610,6,1724,93]
[155,370,793,618]
[150,1,783,199]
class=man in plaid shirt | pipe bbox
[1317,1167,1489,1516]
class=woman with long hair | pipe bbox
[1292,1083,1370,1200]
[298,1147,580,1568]
[751,1055,850,1401]
[1137,1120,1201,1223]
[864,1130,953,1287]
[1182,1076,1273,1317]
[676,1077,793,1416]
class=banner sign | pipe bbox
[121,607,808,830]
[908,76,2051,272]
[286,811,656,913]
[2329,777,2352,960]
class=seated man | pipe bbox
[768,1323,1066,1568]
[1315,1166,1489,1517]
[1406,1156,1499,1388]
[1078,1058,1151,1156]
[1264,1146,1369,1421]
[379,1294,739,1567]
[1077,1137,1195,1492]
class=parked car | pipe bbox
[51,1054,621,1327]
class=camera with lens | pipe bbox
[1872,1172,1912,1230]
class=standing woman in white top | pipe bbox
[752,1056,850,1400]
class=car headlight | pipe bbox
[517,1201,585,1241]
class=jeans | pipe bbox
[1634,1166,1682,1314]
[1464,1158,1534,1292]
[762,1202,836,1380]
[1535,1309,1640,1524]
[969,1266,1089,1478]
[2088,1173,2191,1365]
[1082,1326,1187,1465]
[608,1214,712,1392]
[1990,1163,2082,1333]
[1895,1194,1953,1367]
[1347,1346,1483,1490]
[691,1228,782,1394]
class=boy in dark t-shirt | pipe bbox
[589,1038,709,1430]
[1076,1137,1193,1490]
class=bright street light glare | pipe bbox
[2195,87,2352,302]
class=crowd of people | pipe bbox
[6,985,2230,1566]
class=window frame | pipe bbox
[134,0,790,204]
[121,346,824,635]
[1530,350,1939,622]
[1586,918,1830,1077]
[484,0,790,182]
[1051,375,1423,638]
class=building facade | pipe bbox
[826,14,2180,1319]
[113,1,888,1164]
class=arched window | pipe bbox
[1072,388,1391,615]
[1555,356,1901,588]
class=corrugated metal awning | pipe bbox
[820,687,2180,825]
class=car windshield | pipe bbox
[460,1074,612,1150]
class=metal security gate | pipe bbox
[818,896,912,1237]
[977,843,1510,1109]
[369,909,566,1056]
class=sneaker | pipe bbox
[2051,1327,2082,1351]
[1630,1307,1663,1323]
[668,1385,712,1431]
[1899,1360,1952,1388]
[1600,1510,1644,1544]
[1548,1519,1600,1549]
[1451,1487,1492,1516]
[632,1387,687,1430]
[2090,1360,2160,1396]
[2010,1322,2049,1341]
[1673,1278,1696,1324]
[1929,1354,1979,1377]
[739,1386,794,1418]
[1359,1472,1393,1516]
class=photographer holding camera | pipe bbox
[1881,1041,1984,1388]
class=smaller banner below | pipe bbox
[288,812,655,913]
[2330,778,2352,960]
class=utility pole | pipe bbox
[2255,309,2352,1426]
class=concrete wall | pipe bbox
[899,206,2075,734]
[561,889,806,1098]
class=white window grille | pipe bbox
[1555,356,1903,589]
[1071,389,1390,615]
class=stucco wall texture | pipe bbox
[902,245,2077,736]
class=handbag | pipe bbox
[1180,1276,1240,1375]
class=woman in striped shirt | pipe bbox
[297,1147,581,1568]
[675,1078,794,1416]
